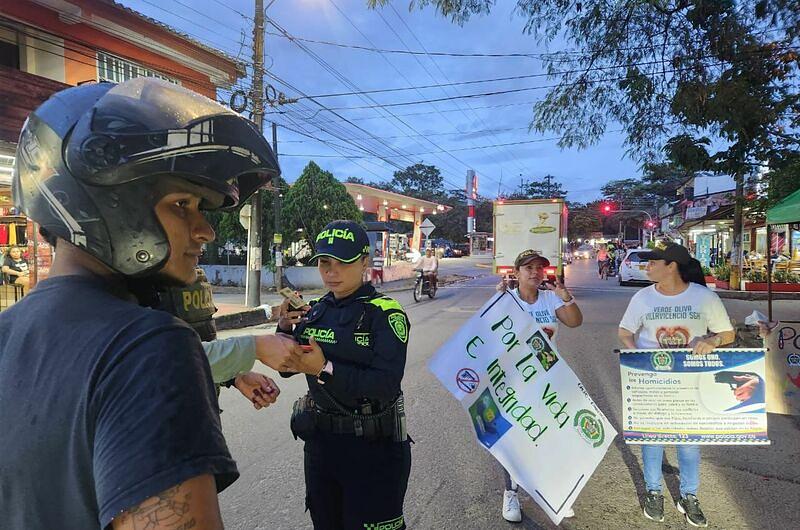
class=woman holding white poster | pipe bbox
[618,242,735,528]
[498,249,583,522]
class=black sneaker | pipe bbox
[677,494,708,527]
[643,490,664,522]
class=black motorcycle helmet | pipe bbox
[13,78,279,277]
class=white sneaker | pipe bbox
[502,489,522,522]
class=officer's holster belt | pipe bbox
[290,393,404,442]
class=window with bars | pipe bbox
[96,51,179,85]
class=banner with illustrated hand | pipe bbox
[428,291,616,525]
[620,348,770,444]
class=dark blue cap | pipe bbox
[311,220,371,263]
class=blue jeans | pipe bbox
[642,444,700,497]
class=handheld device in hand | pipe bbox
[279,287,306,309]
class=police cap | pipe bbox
[311,220,370,263]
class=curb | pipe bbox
[214,274,478,330]
[215,308,271,331]
[714,290,800,301]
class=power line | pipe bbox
[387,3,532,178]
[259,24,794,60]
[265,15,473,190]
[325,0,509,187]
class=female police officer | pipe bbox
[278,220,412,530]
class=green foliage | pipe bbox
[567,202,602,241]
[374,1,800,192]
[746,269,767,282]
[281,161,361,245]
[773,270,800,283]
[390,163,447,202]
[714,262,732,281]
[701,265,712,277]
[506,175,567,200]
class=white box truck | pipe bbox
[493,199,568,281]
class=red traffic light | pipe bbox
[600,202,614,215]
[646,220,655,228]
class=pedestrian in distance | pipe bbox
[0,78,282,530]
[278,220,412,530]
[618,242,735,528]
[371,248,385,286]
[496,249,582,522]
[1,245,30,286]
[597,244,611,278]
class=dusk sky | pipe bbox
[120,0,641,203]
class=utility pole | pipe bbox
[245,0,265,307]
[543,174,553,197]
[272,121,283,291]
[730,171,745,290]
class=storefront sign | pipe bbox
[429,291,616,525]
[686,205,708,220]
[619,349,769,444]
[765,323,800,415]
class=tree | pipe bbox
[281,161,361,245]
[204,176,289,264]
[375,2,798,161]
[568,201,603,241]
[390,163,447,202]
[506,175,567,200]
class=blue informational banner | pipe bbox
[619,348,770,445]
[695,234,712,269]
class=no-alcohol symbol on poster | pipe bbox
[456,367,480,393]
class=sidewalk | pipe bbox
[212,273,476,330]
[710,287,800,301]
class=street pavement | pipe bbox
[215,257,800,529]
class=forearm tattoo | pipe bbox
[116,484,196,529]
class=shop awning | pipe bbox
[767,188,800,225]
[364,221,395,232]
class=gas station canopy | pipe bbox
[344,183,451,252]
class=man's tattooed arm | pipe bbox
[111,474,223,530]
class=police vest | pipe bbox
[154,268,218,341]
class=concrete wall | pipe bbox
[201,262,418,289]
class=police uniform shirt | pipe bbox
[295,283,410,411]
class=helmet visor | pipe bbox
[66,78,279,209]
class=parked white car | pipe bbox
[618,248,653,286]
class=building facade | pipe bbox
[0,0,244,303]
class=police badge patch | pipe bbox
[388,313,408,343]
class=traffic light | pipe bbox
[600,202,615,215]
[646,220,655,229]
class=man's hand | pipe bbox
[289,336,327,376]
[277,297,310,330]
[254,334,306,372]
[732,374,761,402]
[234,372,280,410]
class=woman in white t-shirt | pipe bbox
[498,249,583,522]
[618,243,734,528]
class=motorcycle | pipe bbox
[413,269,437,302]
